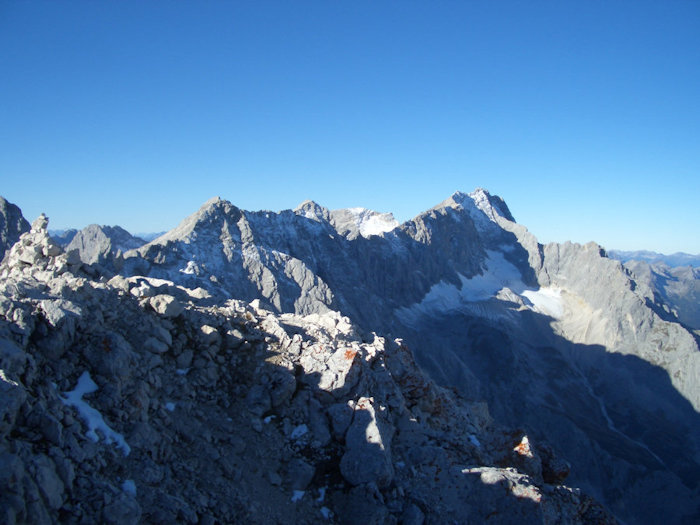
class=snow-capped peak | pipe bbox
[435,188,515,226]
[346,208,399,238]
[329,207,398,239]
[294,200,331,223]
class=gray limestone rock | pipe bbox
[285,458,315,490]
[0,451,28,523]
[149,294,184,318]
[102,491,142,525]
[327,402,354,441]
[143,336,169,354]
[340,397,394,488]
[246,384,271,416]
[0,337,26,377]
[31,213,49,232]
[401,503,425,525]
[33,454,65,510]
[0,370,26,438]
[66,224,146,266]
[268,368,296,407]
[334,484,390,525]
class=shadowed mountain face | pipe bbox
[622,259,700,333]
[0,196,30,260]
[116,189,700,523]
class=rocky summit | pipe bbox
[0,191,698,524]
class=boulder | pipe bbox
[340,397,394,488]
[285,458,315,490]
[32,454,64,510]
[149,294,184,318]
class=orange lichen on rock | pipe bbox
[513,436,533,458]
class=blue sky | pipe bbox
[1,1,698,252]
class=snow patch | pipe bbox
[345,208,398,238]
[180,260,199,275]
[522,288,564,317]
[396,250,563,322]
[61,371,131,456]
[291,490,305,502]
[165,402,176,412]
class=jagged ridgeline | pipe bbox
[0,190,698,524]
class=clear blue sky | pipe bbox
[1,1,698,252]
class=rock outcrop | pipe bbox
[622,259,700,333]
[65,224,146,267]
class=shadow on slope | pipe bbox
[395,306,700,524]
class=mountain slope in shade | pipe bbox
[622,259,700,333]
[48,228,79,247]
[0,196,30,260]
[118,189,700,523]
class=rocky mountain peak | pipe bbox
[329,207,399,240]
[425,189,515,231]
[65,224,146,266]
[453,188,516,223]
[149,196,241,246]
[294,200,331,223]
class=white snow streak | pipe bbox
[61,371,131,456]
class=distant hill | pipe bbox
[49,228,79,247]
[135,231,167,242]
[608,249,700,268]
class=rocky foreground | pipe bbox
[0,217,617,523]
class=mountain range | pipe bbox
[608,250,700,268]
[1,190,698,524]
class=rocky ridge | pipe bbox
[0,212,615,523]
